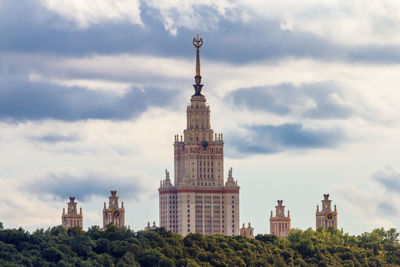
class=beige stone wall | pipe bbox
[159,187,239,236]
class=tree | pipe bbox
[136,249,163,266]
[117,252,139,267]
[42,247,63,263]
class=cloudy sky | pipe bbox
[1,0,400,235]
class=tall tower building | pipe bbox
[103,190,125,228]
[270,200,291,237]
[159,35,240,236]
[316,194,337,230]
[62,197,83,228]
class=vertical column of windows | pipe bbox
[231,195,236,235]
[187,195,191,233]
[195,195,203,233]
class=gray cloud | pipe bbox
[29,134,79,143]
[22,172,146,201]
[228,82,353,119]
[378,202,398,217]
[373,168,400,194]
[0,0,398,65]
[334,183,399,227]
[0,1,331,61]
[227,123,344,155]
[0,76,175,121]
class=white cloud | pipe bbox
[29,72,132,96]
[333,182,400,230]
[6,52,400,128]
[146,0,247,35]
[40,0,143,28]
[0,178,60,228]
[146,0,400,44]
[275,0,400,45]
[35,0,400,44]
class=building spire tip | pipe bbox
[193,34,204,96]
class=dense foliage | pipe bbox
[0,222,400,266]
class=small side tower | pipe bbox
[103,190,125,228]
[145,221,158,230]
[316,194,337,230]
[270,200,291,237]
[62,197,83,228]
[240,222,254,239]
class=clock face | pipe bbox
[326,212,334,221]
[113,209,121,218]
[202,141,208,150]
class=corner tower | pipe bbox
[316,194,337,230]
[62,197,83,228]
[270,200,291,237]
[159,35,240,236]
[103,190,125,228]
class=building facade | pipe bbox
[103,190,125,228]
[240,223,254,238]
[159,35,240,236]
[270,200,291,237]
[316,194,337,230]
[62,197,83,228]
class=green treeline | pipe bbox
[0,222,400,266]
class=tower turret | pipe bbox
[240,222,254,238]
[316,194,338,230]
[103,191,125,228]
[270,200,291,237]
[62,197,83,228]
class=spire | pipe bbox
[192,34,204,96]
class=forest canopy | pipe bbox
[0,222,399,266]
